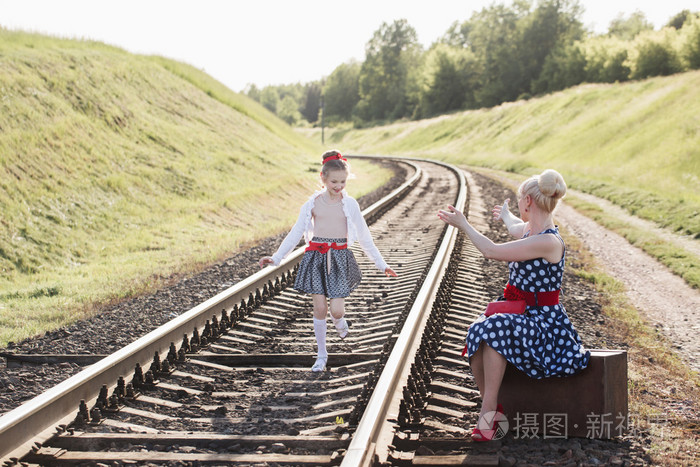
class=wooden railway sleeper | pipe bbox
[52,250,313,446]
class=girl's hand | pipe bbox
[384,267,398,277]
[492,198,510,220]
[258,256,274,268]
[437,205,468,230]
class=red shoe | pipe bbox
[471,405,506,442]
[471,426,496,442]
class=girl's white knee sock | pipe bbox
[330,313,343,326]
[334,316,347,332]
[313,318,328,359]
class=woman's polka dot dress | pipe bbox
[466,227,591,379]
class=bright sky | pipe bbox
[1,0,697,92]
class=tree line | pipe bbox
[243,1,700,127]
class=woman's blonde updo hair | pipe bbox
[518,169,567,213]
[320,149,350,176]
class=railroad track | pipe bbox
[0,157,502,466]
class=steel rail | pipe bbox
[342,159,467,467]
[0,158,421,464]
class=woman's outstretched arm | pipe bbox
[493,199,527,239]
[438,205,561,263]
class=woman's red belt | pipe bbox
[504,283,559,307]
[305,241,347,254]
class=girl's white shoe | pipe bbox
[311,357,327,372]
[336,319,349,339]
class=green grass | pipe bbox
[305,72,700,288]
[0,29,390,346]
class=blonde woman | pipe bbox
[438,169,590,441]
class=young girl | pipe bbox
[259,150,397,372]
[438,169,590,441]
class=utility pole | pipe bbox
[321,94,325,145]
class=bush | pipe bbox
[582,36,631,83]
[679,14,700,69]
[278,95,301,125]
[630,31,683,79]
[533,43,587,94]
[416,44,479,118]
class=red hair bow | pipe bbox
[322,153,347,165]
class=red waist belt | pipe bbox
[504,283,559,307]
[305,241,347,254]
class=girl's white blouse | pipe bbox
[270,189,389,272]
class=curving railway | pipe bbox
[0,157,504,466]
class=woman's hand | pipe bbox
[437,205,468,231]
[384,267,398,277]
[258,256,274,268]
[492,198,510,220]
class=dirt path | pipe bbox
[555,201,700,372]
[571,190,700,259]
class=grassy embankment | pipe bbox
[0,29,391,346]
[305,71,700,290]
